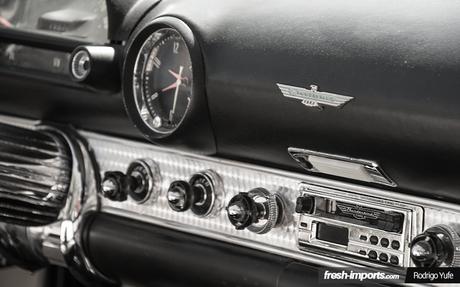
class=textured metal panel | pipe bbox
[91,135,299,250]
[85,131,460,269]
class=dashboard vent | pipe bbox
[0,123,72,226]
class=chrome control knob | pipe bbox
[410,225,460,267]
[167,170,224,217]
[101,159,161,203]
[167,181,195,212]
[227,193,258,230]
[227,188,284,234]
[69,45,120,91]
[101,171,130,202]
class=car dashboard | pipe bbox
[1,0,460,286]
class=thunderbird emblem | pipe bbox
[277,83,353,109]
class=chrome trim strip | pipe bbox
[288,147,397,187]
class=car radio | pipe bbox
[296,183,423,268]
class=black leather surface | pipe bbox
[0,72,140,139]
[106,0,160,42]
[85,213,315,287]
[85,213,389,287]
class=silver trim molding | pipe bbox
[288,147,397,187]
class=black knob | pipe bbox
[226,193,259,230]
[167,181,196,212]
[410,225,460,267]
[295,196,315,214]
[101,171,137,202]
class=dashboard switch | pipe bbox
[101,171,130,202]
[227,188,284,234]
[101,159,161,203]
[70,45,120,91]
[167,181,194,212]
[167,170,224,217]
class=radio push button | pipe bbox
[380,238,389,248]
[370,236,379,245]
[390,255,399,265]
[368,250,377,260]
[227,188,285,234]
[391,240,400,250]
[379,253,389,262]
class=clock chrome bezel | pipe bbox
[132,27,193,135]
[123,17,206,141]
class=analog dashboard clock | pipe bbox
[123,17,215,153]
[134,27,193,134]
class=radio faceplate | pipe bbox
[296,184,423,268]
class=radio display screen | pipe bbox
[316,223,349,246]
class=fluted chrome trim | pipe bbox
[0,123,71,226]
[0,116,113,285]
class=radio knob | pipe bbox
[227,193,258,230]
[410,225,460,267]
[227,188,284,234]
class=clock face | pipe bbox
[133,28,193,134]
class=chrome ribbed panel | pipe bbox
[85,131,460,269]
[92,138,299,250]
[0,123,71,226]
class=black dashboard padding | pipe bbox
[0,73,140,139]
[106,0,160,42]
[85,213,324,287]
[127,0,460,202]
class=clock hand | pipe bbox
[168,69,188,81]
[168,69,181,80]
[169,66,184,122]
[162,82,178,92]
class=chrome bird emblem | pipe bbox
[277,83,354,109]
